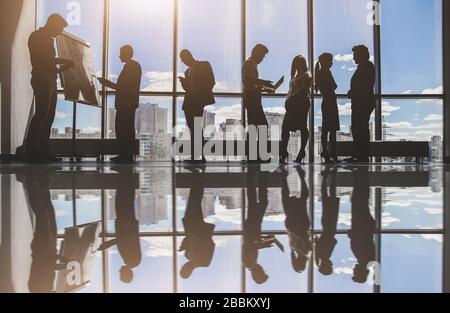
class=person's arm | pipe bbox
[98,77,117,90]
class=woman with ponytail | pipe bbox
[280,55,312,164]
[316,53,340,163]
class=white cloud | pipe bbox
[334,54,353,62]
[55,111,68,119]
[402,89,413,95]
[423,208,442,215]
[421,234,443,243]
[421,85,443,95]
[424,114,442,122]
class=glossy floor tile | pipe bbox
[0,163,448,293]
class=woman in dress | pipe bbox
[280,55,312,164]
[315,53,340,163]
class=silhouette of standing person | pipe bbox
[178,166,216,279]
[243,166,276,284]
[25,14,74,163]
[315,166,340,276]
[280,56,312,164]
[243,44,275,163]
[179,50,216,164]
[348,166,376,284]
[16,167,64,292]
[315,53,341,163]
[98,45,142,163]
[281,167,312,274]
[99,166,141,284]
[345,45,375,163]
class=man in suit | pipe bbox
[179,49,216,163]
[99,45,142,163]
[242,44,275,163]
[25,14,74,163]
[346,45,376,163]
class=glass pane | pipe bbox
[314,0,374,94]
[381,186,443,230]
[106,96,173,161]
[178,0,241,92]
[51,96,74,139]
[381,234,442,293]
[247,0,309,94]
[75,190,102,225]
[381,99,442,162]
[177,236,241,293]
[108,237,173,293]
[381,0,443,94]
[109,0,174,91]
[314,235,375,293]
[76,104,102,139]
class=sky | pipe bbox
[37,0,443,142]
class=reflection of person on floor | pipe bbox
[243,167,278,284]
[281,167,312,274]
[179,166,215,279]
[99,167,141,284]
[18,167,64,293]
[348,166,376,283]
[315,166,340,276]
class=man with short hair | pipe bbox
[99,45,142,163]
[179,49,216,163]
[242,44,275,163]
[26,13,74,163]
[345,45,376,163]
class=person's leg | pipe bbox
[297,128,309,162]
[280,118,290,161]
[193,108,205,161]
[38,86,58,157]
[329,131,338,160]
[26,80,52,159]
[123,108,136,161]
[185,110,195,161]
[115,108,125,159]
[321,131,329,156]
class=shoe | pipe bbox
[294,151,306,164]
[343,157,358,163]
[321,152,333,164]
[279,153,289,165]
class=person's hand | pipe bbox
[264,80,275,89]
[347,90,352,99]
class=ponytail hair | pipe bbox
[315,53,333,94]
[314,61,322,93]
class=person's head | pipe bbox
[180,262,196,279]
[291,251,309,273]
[45,13,68,37]
[120,266,134,284]
[120,45,134,63]
[251,44,269,64]
[180,49,195,67]
[352,45,370,65]
[251,264,269,285]
[314,53,333,92]
[352,263,370,284]
[318,259,334,276]
[291,55,308,79]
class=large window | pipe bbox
[37,0,445,162]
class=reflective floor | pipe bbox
[0,162,448,293]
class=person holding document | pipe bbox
[98,45,142,163]
[280,55,312,164]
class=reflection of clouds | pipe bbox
[423,208,442,215]
[142,237,172,258]
[55,210,67,217]
[421,234,443,243]
[334,267,353,275]
[382,213,401,227]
